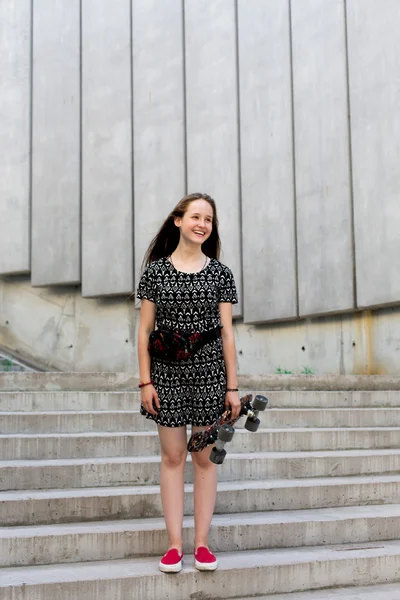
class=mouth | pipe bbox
[193,230,206,238]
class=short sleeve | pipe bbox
[136,264,156,303]
[218,265,238,304]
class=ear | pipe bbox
[173,216,181,228]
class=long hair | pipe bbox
[142,193,221,269]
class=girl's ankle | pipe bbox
[194,542,209,551]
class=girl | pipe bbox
[136,192,240,573]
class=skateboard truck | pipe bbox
[209,395,268,464]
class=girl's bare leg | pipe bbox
[157,425,188,552]
[191,426,218,550]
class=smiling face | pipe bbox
[174,199,214,246]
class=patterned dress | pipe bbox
[137,256,238,427]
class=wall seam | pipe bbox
[234,0,244,320]
[344,0,358,310]
[288,0,300,318]
[28,0,34,272]
[130,0,135,285]
[181,0,188,195]
[78,0,83,285]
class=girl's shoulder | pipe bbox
[210,259,238,303]
[143,257,169,273]
[209,259,235,276]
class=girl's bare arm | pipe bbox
[137,299,160,415]
[219,302,241,419]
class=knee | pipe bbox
[191,450,215,471]
[161,448,187,469]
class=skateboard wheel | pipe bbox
[253,395,268,411]
[209,431,218,444]
[210,447,227,464]
[218,424,235,443]
[244,417,260,432]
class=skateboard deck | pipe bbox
[187,393,259,453]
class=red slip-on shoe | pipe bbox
[194,546,218,571]
[159,548,183,573]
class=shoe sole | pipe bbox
[159,560,183,573]
[195,559,218,571]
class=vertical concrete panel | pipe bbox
[347,0,400,308]
[31,0,80,285]
[82,0,132,297]
[132,0,185,283]
[292,0,354,316]
[238,0,296,323]
[0,1,31,274]
[185,0,242,315]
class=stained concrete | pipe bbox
[238,0,297,323]
[2,278,400,374]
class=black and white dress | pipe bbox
[136,256,238,427]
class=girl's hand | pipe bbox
[225,391,241,420]
[141,384,160,416]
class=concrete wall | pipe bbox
[81,0,133,297]
[238,0,297,323]
[346,0,400,308]
[31,0,81,286]
[1,0,400,373]
[132,0,186,291]
[185,0,242,317]
[292,0,354,317]
[0,1,31,275]
[1,276,400,375]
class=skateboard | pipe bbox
[187,394,268,464]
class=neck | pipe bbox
[172,239,204,261]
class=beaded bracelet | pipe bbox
[226,387,239,392]
[138,380,153,389]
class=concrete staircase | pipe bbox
[1,374,400,599]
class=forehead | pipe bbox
[186,199,213,217]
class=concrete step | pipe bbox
[240,582,400,599]
[4,427,400,460]
[2,474,400,526]
[1,372,400,392]
[2,504,400,567]
[0,410,149,433]
[254,390,400,408]
[2,540,400,599]
[2,407,400,434]
[263,408,400,428]
[0,431,160,459]
[3,390,400,411]
[0,372,138,392]
[0,391,140,412]
[2,449,400,490]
